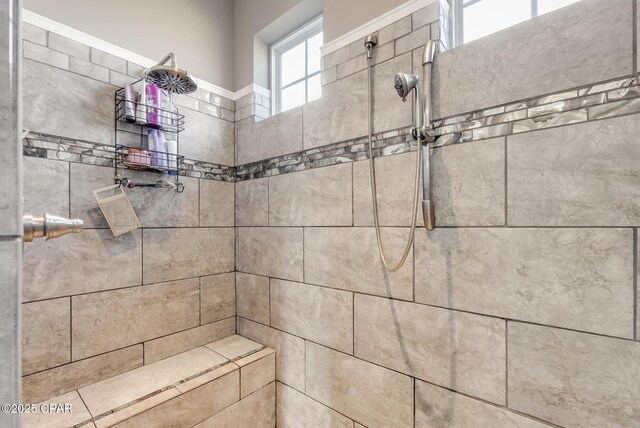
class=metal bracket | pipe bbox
[411,126,436,144]
[117,177,185,193]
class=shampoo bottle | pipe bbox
[146,83,162,128]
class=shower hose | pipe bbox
[366,56,423,273]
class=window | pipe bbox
[271,16,323,114]
[452,0,581,46]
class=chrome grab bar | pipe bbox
[421,40,437,231]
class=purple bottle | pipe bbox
[145,83,162,128]
[148,129,162,168]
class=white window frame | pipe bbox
[451,0,576,47]
[270,15,323,115]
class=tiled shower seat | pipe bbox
[22,335,276,428]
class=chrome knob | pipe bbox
[23,213,84,242]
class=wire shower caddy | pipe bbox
[114,77,186,192]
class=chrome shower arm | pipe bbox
[156,52,177,68]
[422,40,436,127]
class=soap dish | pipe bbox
[93,184,141,236]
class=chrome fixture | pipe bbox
[146,52,197,94]
[421,40,436,231]
[364,34,378,59]
[23,213,84,242]
[365,34,424,272]
[119,177,184,192]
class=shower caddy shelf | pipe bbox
[114,77,186,193]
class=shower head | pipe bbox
[146,52,197,94]
[394,73,419,102]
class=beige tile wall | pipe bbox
[234,2,640,427]
[21,23,236,404]
[20,1,640,427]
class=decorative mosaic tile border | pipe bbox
[23,132,236,182]
[23,74,640,183]
[431,75,640,145]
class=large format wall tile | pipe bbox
[23,59,114,143]
[355,295,506,404]
[200,180,234,227]
[195,382,275,428]
[432,0,633,118]
[70,163,200,228]
[277,382,353,428]
[415,380,550,428]
[269,163,352,226]
[306,342,413,428]
[236,107,303,164]
[304,227,413,300]
[236,227,303,281]
[304,53,412,149]
[236,272,270,325]
[22,345,143,404]
[235,178,268,226]
[143,228,234,284]
[353,153,420,226]
[303,72,365,149]
[143,318,235,364]
[353,138,504,226]
[72,279,199,359]
[415,228,633,338]
[181,107,234,166]
[508,115,640,226]
[23,229,142,301]
[271,279,353,353]
[200,273,236,324]
[431,138,505,226]
[23,157,69,219]
[238,318,305,392]
[508,322,640,428]
[22,298,70,375]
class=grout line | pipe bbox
[634,228,638,341]
[76,388,94,418]
[505,320,509,407]
[352,292,355,355]
[504,136,508,226]
[413,377,416,428]
[141,229,144,285]
[633,0,638,75]
[268,278,272,326]
[69,297,73,362]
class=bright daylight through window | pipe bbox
[271,16,323,114]
[453,0,581,46]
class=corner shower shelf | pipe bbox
[114,78,186,192]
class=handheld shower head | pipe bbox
[394,73,419,102]
[146,52,197,94]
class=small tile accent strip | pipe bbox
[23,132,236,182]
[23,74,640,183]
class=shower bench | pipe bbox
[23,335,276,427]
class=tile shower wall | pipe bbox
[236,1,640,427]
[20,23,236,404]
